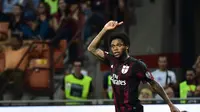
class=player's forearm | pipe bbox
[149,80,173,106]
[87,28,107,52]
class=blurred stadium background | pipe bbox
[0,0,200,112]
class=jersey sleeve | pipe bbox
[101,51,114,66]
[136,60,154,83]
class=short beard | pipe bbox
[118,50,128,60]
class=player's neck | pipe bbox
[119,52,130,62]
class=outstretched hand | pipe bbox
[103,20,123,31]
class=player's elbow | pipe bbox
[87,45,95,53]
[87,46,92,52]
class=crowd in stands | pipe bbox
[0,0,131,105]
[0,0,199,106]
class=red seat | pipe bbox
[0,22,9,34]
[26,58,50,89]
[53,40,67,71]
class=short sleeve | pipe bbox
[136,60,154,83]
[102,51,114,66]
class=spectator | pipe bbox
[52,0,77,40]
[103,71,112,99]
[165,86,175,99]
[80,1,92,21]
[61,59,93,105]
[179,69,196,104]
[139,88,153,104]
[155,84,177,104]
[52,0,80,62]
[152,56,177,87]
[194,85,200,103]
[51,0,78,56]
[22,10,37,39]
[193,56,200,72]
[0,11,10,41]
[0,37,33,101]
[8,4,24,39]
[108,0,133,34]
[32,0,41,10]
[52,0,69,31]
[21,0,37,23]
[196,75,200,86]
[190,85,200,103]
[193,56,200,85]
[2,0,20,14]
[8,4,35,40]
[34,1,55,40]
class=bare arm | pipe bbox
[87,29,107,60]
[148,80,173,106]
[87,20,123,60]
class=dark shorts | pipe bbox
[115,104,143,112]
[0,69,25,95]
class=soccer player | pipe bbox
[87,21,180,112]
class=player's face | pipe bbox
[158,57,167,70]
[111,39,127,58]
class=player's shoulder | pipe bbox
[129,57,147,68]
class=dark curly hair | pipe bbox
[108,32,130,48]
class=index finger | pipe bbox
[118,21,123,25]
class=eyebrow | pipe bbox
[111,43,124,45]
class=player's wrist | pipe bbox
[168,102,174,107]
[102,27,108,32]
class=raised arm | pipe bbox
[87,20,123,60]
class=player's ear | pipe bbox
[125,46,129,53]
[126,46,128,50]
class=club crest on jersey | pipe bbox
[121,65,129,74]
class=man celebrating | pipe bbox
[87,20,180,112]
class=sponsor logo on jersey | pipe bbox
[110,74,126,85]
